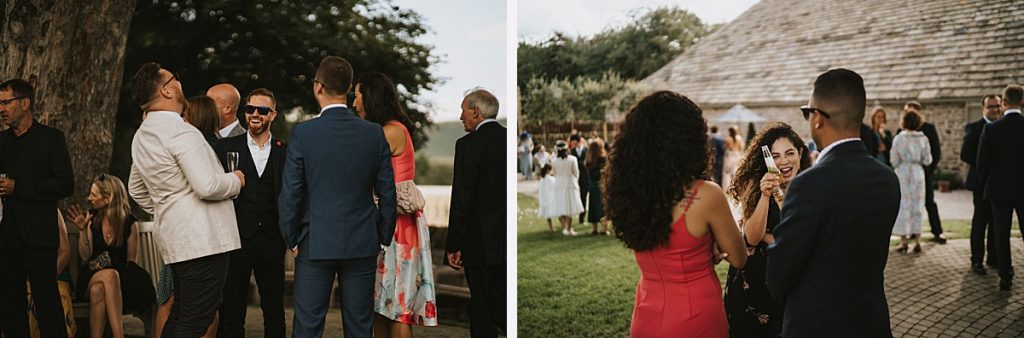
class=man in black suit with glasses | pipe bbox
[977,84,1024,291]
[961,94,1002,275]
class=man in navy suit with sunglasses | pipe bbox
[279,56,396,338]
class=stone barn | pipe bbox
[638,0,1024,181]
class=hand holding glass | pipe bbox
[226,152,239,172]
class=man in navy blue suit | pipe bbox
[278,56,397,337]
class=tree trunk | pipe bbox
[1,0,136,207]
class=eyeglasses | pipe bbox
[242,105,275,116]
[0,96,26,106]
[985,105,1001,110]
[800,106,831,120]
[162,72,178,89]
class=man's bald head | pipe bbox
[810,68,866,133]
[207,83,241,127]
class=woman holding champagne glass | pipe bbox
[723,122,812,336]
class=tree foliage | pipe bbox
[111,0,439,179]
[518,6,714,87]
[518,6,714,124]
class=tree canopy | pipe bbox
[111,0,440,178]
[518,6,717,124]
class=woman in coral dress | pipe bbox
[603,91,748,338]
[354,72,438,338]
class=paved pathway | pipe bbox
[887,238,1024,337]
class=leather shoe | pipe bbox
[1000,278,1012,291]
[930,234,947,244]
[971,264,987,275]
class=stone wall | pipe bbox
[702,99,980,183]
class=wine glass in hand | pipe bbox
[226,152,239,172]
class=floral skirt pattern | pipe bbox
[723,243,783,337]
[374,211,438,326]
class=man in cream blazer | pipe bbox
[127,62,245,337]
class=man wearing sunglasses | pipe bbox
[962,94,1002,276]
[208,83,247,139]
[214,88,286,337]
[767,69,900,337]
[127,62,245,337]
[0,79,74,338]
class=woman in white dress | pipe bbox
[891,110,932,254]
[722,126,746,189]
[551,141,585,235]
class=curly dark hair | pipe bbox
[602,91,712,251]
[726,122,811,221]
[356,72,416,134]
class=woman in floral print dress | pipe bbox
[353,72,438,338]
[724,123,812,337]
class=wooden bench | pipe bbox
[69,221,160,338]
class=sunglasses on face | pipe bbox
[242,105,275,115]
[800,106,832,120]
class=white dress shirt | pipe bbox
[219,119,240,138]
[247,132,272,177]
[1005,108,1022,116]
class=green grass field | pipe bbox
[516,192,1002,337]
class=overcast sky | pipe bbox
[393,0,507,122]
[518,0,759,42]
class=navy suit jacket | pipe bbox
[766,140,899,337]
[278,106,397,260]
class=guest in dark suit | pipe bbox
[279,56,397,337]
[766,69,900,337]
[0,78,75,338]
[215,88,287,337]
[962,94,1002,275]
[977,85,1024,291]
[569,134,589,225]
[709,125,726,185]
[446,88,506,337]
[905,100,946,244]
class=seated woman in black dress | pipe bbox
[723,122,812,337]
[68,174,151,338]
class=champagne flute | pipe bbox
[226,152,239,172]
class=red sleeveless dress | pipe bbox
[630,181,728,338]
[373,121,438,326]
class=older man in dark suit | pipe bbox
[446,88,506,338]
[962,94,1002,275]
[279,56,397,337]
[766,69,900,337]
[0,79,75,338]
[977,85,1024,291]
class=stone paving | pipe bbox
[886,239,1024,337]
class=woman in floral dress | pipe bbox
[353,72,438,338]
[891,110,932,254]
[724,123,812,337]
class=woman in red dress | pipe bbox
[603,91,747,338]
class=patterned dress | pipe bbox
[724,198,783,337]
[374,121,438,326]
[891,131,932,236]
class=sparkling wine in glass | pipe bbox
[761,145,785,204]
[226,152,239,172]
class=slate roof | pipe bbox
[640,0,1024,105]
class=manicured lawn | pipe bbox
[516,192,1014,337]
[517,193,729,337]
